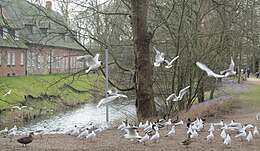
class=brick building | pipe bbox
[0,0,84,77]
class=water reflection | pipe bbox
[0,103,136,133]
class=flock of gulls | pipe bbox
[0,47,258,149]
[0,114,259,148]
[76,47,237,109]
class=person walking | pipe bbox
[247,69,250,78]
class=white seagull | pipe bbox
[150,129,160,143]
[76,54,101,73]
[220,57,236,76]
[164,56,179,68]
[166,86,190,102]
[106,88,128,98]
[78,128,89,138]
[3,89,12,97]
[96,94,128,108]
[206,131,214,142]
[253,126,259,136]
[0,127,8,135]
[196,62,225,78]
[235,130,247,141]
[246,131,253,142]
[86,131,96,142]
[208,123,215,132]
[223,133,231,146]
[153,47,179,68]
[12,106,27,110]
[221,129,227,141]
[166,125,175,137]
[139,133,150,145]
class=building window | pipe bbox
[7,52,11,65]
[12,53,15,65]
[38,54,44,68]
[3,28,8,39]
[56,56,59,68]
[27,51,31,66]
[48,54,51,68]
[32,52,35,66]
[20,53,24,65]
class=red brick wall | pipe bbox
[26,45,84,75]
[0,47,27,77]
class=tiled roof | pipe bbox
[0,0,84,51]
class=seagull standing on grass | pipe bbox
[3,89,12,97]
[166,86,190,102]
[153,47,179,68]
[196,62,225,78]
[12,106,27,110]
[76,54,101,73]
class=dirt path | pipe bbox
[246,76,260,86]
[0,82,260,151]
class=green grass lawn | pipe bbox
[0,74,105,111]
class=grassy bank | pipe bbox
[0,74,105,122]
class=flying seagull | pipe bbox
[76,54,101,73]
[196,62,225,78]
[220,57,236,76]
[96,94,128,108]
[3,89,12,97]
[166,86,190,102]
[153,47,179,68]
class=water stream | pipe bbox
[0,102,136,133]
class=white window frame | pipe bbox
[20,53,24,65]
[48,54,51,68]
[32,52,35,66]
[12,52,15,65]
[27,51,31,66]
[7,52,11,65]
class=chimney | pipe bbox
[46,0,52,11]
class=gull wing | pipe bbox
[229,57,235,71]
[76,55,92,62]
[196,62,225,78]
[168,56,179,65]
[166,93,177,101]
[93,53,100,63]
[96,95,119,108]
[117,94,128,98]
[178,86,190,100]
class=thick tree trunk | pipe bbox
[131,0,157,120]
